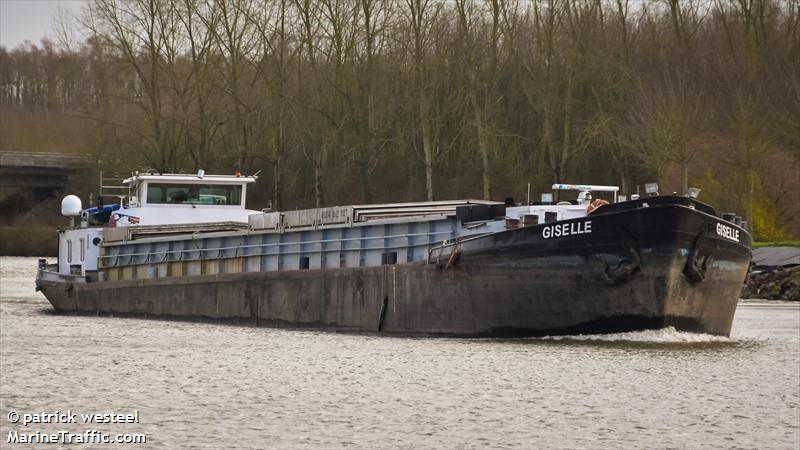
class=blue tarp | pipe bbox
[83,204,121,225]
[752,247,800,267]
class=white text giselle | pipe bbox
[716,223,740,242]
[542,221,592,239]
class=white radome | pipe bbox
[61,195,82,216]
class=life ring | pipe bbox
[587,199,610,215]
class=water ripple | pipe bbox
[1,257,798,449]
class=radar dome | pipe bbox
[61,195,82,216]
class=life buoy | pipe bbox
[587,199,610,215]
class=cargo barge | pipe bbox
[35,172,752,337]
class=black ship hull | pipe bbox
[37,199,752,337]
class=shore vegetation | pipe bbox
[1,0,797,240]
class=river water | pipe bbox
[1,256,798,449]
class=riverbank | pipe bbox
[753,240,800,248]
[0,226,57,256]
[742,266,800,301]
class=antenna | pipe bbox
[526,182,531,205]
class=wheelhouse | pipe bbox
[125,173,255,208]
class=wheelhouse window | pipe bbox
[146,183,242,205]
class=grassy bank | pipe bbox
[753,241,800,248]
[0,226,58,256]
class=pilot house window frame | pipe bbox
[144,183,243,206]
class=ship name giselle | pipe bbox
[542,221,592,239]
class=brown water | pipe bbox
[1,256,798,449]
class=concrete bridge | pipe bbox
[0,150,96,218]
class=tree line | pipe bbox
[0,0,797,239]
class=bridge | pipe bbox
[0,150,96,218]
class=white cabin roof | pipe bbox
[123,173,257,185]
[552,183,619,192]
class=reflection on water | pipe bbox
[1,257,798,449]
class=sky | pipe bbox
[0,0,86,49]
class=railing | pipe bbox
[99,170,131,202]
[426,232,490,264]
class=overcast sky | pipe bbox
[0,0,86,49]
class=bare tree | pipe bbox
[206,0,259,172]
[85,0,180,169]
